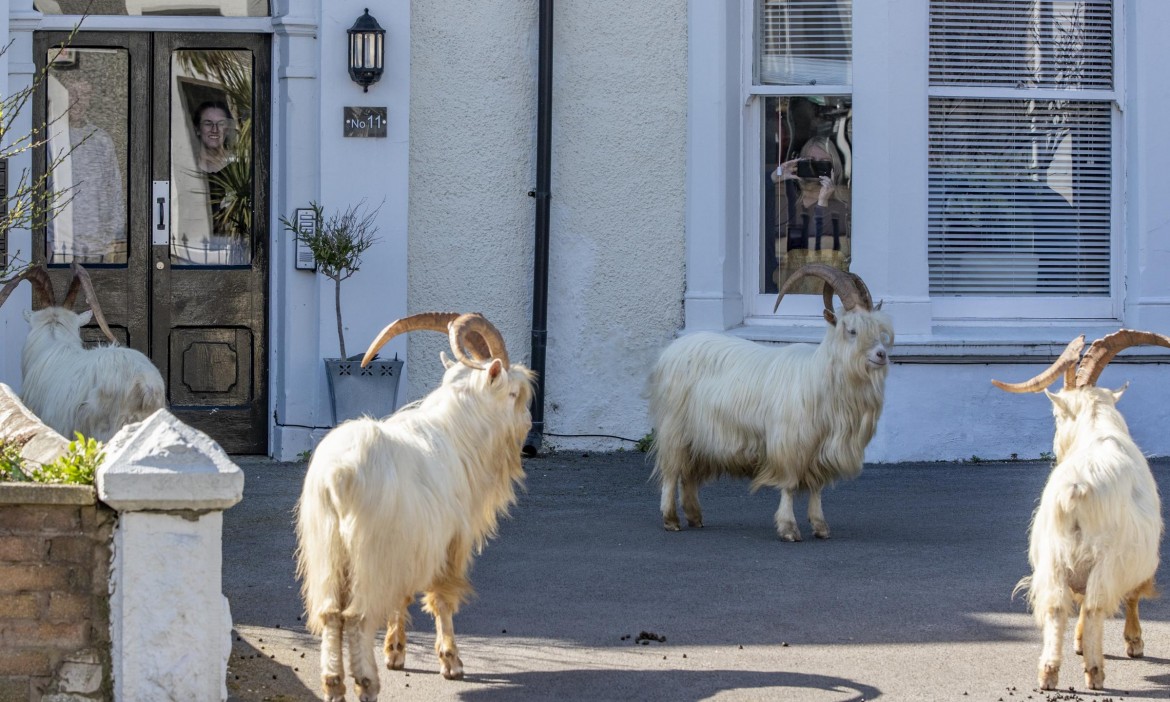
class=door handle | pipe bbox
[152,180,170,246]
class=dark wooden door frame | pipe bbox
[31,30,270,454]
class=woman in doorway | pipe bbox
[191,100,249,263]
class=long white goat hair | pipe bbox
[994,331,1164,691]
[648,264,893,542]
[1,264,164,442]
[295,312,534,702]
[22,307,165,442]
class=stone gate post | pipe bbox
[96,410,244,702]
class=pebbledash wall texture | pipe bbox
[0,485,114,701]
[405,0,688,451]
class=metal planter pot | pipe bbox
[324,356,403,425]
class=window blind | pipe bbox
[930,0,1113,90]
[928,1,1114,299]
[758,0,852,86]
[928,98,1111,296]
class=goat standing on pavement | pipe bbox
[647,263,893,541]
[295,312,535,702]
[993,330,1165,691]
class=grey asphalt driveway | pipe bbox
[223,452,1170,701]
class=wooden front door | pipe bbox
[33,31,270,454]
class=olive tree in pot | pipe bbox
[281,200,402,424]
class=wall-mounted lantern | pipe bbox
[347,8,385,92]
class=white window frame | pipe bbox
[926,1,1124,323]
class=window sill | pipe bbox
[725,322,1170,364]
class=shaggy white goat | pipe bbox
[295,312,534,702]
[0,263,164,441]
[647,263,893,541]
[993,331,1165,691]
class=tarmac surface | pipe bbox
[223,451,1170,702]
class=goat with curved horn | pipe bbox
[1076,329,1170,389]
[297,310,535,698]
[773,263,877,327]
[993,329,1166,692]
[991,335,1085,394]
[362,312,496,369]
[65,262,116,344]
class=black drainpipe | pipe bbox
[523,0,554,457]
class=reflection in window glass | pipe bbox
[47,47,129,265]
[35,1,269,16]
[171,49,253,266]
[757,0,852,86]
[763,96,852,295]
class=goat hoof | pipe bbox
[1085,666,1104,690]
[385,642,407,670]
[686,518,703,528]
[812,523,831,539]
[1038,663,1059,690]
[355,676,379,702]
[663,520,682,532]
[440,650,464,680]
[323,674,346,701]
[1126,639,1144,658]
[777,523,802,542]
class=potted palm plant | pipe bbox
[281,200,402,424]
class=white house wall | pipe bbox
[406,0,687,451]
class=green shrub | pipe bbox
[0,433,104,486]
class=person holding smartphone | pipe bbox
[771,136,851,293]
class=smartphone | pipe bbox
[796,159,833,179]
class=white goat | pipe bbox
[295,312,535,702]
[993,331,1165,691]
[647,263,893,541]
[0,263,164,442]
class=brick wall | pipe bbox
[0,485,115,702]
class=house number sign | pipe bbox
[343,107,388,138]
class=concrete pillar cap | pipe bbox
[97,409,244,512]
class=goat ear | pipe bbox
[78,309,93,325]
[1110,382,1129,403]
[823,309,838,326]
[439,351,455,369]
[1044,389,1073,418]
[488,358,504,381]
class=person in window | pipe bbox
[771,136,851,294]
[47,77,127,264]
[192,100,249,263]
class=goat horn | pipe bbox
[1075,329,1170,388]
[991,335,1085,393]
[0,265,53,310]
[361,312,463,368]
[448,313,510,370]
[774,263,864,314]
[25,266,58,308]
[67,262,116,344]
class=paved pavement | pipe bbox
[222,451,1170,702]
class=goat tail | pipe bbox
[135,378,166,418]
[294,472,348,636]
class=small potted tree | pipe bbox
[281,200,402,424]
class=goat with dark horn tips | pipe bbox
[0,263,164,442]
[993,329,1166,691]
[648,263,893,542]
[297,311,535,701]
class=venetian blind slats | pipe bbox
[930,0,1113,89]
[927,98,1112,296]
[758,0,852,86]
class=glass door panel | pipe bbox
[170,49,253,266]
[46,47,130,265]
